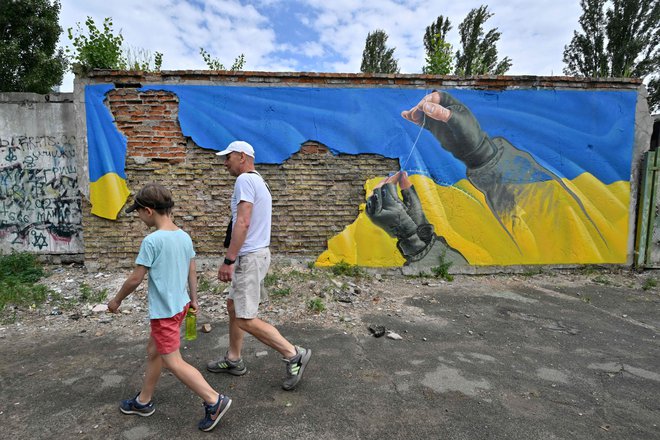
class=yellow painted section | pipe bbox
[89,173,131,220]
[316,173,629,266]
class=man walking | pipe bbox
[208,140,311,391]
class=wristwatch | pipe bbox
[224,257,235,265]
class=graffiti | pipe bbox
[0,134,82,253]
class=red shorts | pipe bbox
[150,304,189,354]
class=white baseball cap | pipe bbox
[215,140,255,158]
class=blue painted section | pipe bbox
[86,84,128,182]
[85,84,637,186]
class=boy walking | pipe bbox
[108,183,231,432]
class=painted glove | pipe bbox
[365,183,435,262]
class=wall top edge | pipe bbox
[82,70,643,88]
[0,92,74,103]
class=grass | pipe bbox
[308,297,326,313]
[79,283,108,303]
[198,276,211,292]
[0,252,52,313]
[431,251,454,282]
[642,277,657,291]
[271,287,291,297]
[404,271,432,279]
[579,265,602,275]
[330,260,365,277]
[591,275,612,285]
[264,273,279,287]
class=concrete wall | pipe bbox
[0,93,83,257]
[75,71,651,271]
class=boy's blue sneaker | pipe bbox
[198,394,232,432]
[119,393,155,417]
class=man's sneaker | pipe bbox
[119,393,155,417]
[198,394,232,432]
[206,353,247,376]
[282,346,312,391]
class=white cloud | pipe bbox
[57,0,584,91]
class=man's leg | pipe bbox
[227,299,245,360]
[207,299,248,375]
[235,317,296,358]
[236,317,311,391]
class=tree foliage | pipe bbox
[0,0,67,93]
[67,17,125,72]
[360,29,400,74]
[199,48,245,71]
[455,5,512,76]
[423,16,454,75]
[67,17,164,73]
[563,0,660,112]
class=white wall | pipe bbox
[0,93,83,255]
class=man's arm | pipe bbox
[108,265,148,313]
[219,201,253,282]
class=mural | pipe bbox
[0,134,82,253]
[85,85,637,266]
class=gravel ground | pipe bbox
[1,261,657,340]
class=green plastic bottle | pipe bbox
[184,308,197,341]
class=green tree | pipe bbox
[199,48,245,70]
[67,17,125,72]
[563,0,660,112]
[0,0,67,93]
[455,5,512,76]
[360,29,400,74]
[423,16,454,75]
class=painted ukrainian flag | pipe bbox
[85,84,637,265]
[86,85,130,219]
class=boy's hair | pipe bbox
[126,183,174,215]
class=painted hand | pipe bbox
[401,90,497,169]
[365,172,436,262]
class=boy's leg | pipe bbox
[119,338,161,417]
[138,337,162,403]
[162,350,218,404]
[162,350,232,432]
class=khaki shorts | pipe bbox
[228,247,270,318]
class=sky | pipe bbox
[57,0,584,92]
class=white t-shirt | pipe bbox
[231,171,271,255]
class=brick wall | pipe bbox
[79,71,644,270]
[83,85,397,269]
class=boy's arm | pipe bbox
[108,265,148,313]
[188,258,199,312]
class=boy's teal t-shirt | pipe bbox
[135,229,195,319]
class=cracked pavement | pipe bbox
[1,269,659,439]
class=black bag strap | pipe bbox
[247,170,270,194]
